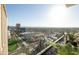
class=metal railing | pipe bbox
[36,35,65,55]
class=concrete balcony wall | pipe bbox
[0,4,8,55]
[0,4,2,55]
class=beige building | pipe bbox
[0,4,8,55]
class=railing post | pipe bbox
[64,32,67,44]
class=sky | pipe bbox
[6,4,79,27]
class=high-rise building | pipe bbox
[16,23,20,28]
[15,23,21,36]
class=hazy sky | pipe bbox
[6,4,79,27]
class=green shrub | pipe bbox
[8,44,18,52]
[8,38,18,52]
[55,43,79,55]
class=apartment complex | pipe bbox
[0,4,8,55]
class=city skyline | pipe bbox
[6,4,79,27]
